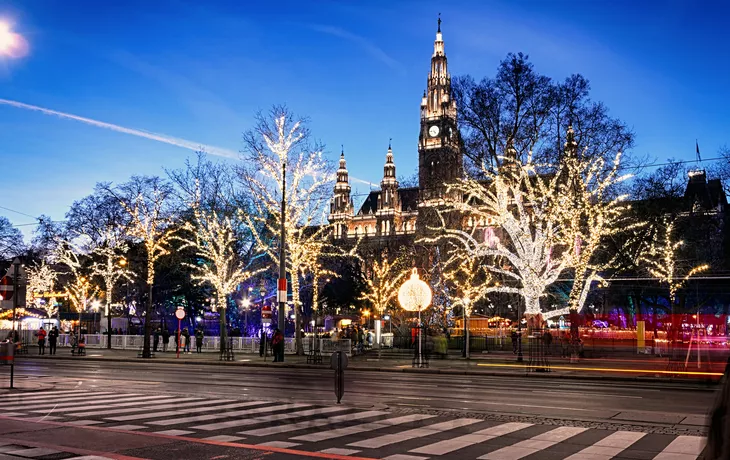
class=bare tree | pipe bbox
[0,216,24,259]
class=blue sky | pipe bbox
[1,0,728,238]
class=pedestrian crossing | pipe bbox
[0,389,707,460]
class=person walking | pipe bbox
[271,328,284,362]
[48,326,59,355]
[259,328,267,357]
[182,328,191,353]
[161,328,170,352]
[153,327,160,352]
[195,328,204,354]
[37,327,47,355]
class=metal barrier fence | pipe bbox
[0,331,349,356]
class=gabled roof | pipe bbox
[356,187,420,215]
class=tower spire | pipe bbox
[437,13,441,33]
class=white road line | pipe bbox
[291,414,436,442]
[0,391,115,405]
[240,410,387,436]
[411,422,533,455]
[0,389,98,400]
[107,425,146,431]
[29,395,169,413]
[381,455,429,460]
[202,435,246,442]
[564,431,646,460]
[65,398,211,416]
[257,441,301,449]
[479,426,588,460]
[320,448,362,456]
[153,429,195,436]
[654,436,706,460]
[66,420,105,426]
[3,393,140,411]
[147,402,306,428]
[348,418,481,449]
[198,406,340,431]
[107,401,259,422]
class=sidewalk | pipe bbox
[12,347,725,384]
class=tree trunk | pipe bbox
[292,275,303,355]
[141,283,153,358]
[523,294,541,316]
[218,293,227,355]
[106,282,113,349]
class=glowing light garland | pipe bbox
[640,215,709,303]
[239,112,359,352]
[91,229,135,317]
[55,242,99,317]
[360,255,409,317]
[25,260,57,317]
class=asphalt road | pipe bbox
[9,358,717,423]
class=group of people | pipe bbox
[152,327,205,354]
[35,326,60,355]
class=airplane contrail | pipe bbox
[0,98,240,159]
[0,98,378,186]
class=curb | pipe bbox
[15,354,719,388]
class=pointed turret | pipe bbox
[329,146,352,238]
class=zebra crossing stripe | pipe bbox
[291,414,436,443]
[653,435,706,459]
[3,393,141,411]
[479,426,588,460]
[410,422,533,455]
[148,402,310,428]
[63,397,204,416]
[198,406,345,432]
[0,390,100,401]
[564,430,646,460]
[240,410,388,436]
[107,400,261,422]
[29,394,170,413]
[348,418,482,449]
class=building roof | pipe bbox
[356,187,420,216]
[684,170,727,211]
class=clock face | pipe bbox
[428,125,440,137]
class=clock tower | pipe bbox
[418,16,462,205]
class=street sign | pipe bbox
[175,307,186,320]
[262,318,271,324]
[261,305,272,318]
[0,276,13,301]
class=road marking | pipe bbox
[3,393,140,411]
[479,426,588,459]
[531,390,643,399]
[0,389,97,401]
[240,410,386,436]
[257,441,301,449]
[320,448,362,456]
[153,429,195,436]
[4,447,63,457]
[564,431,646,460]
[63,397,204,416]
[66,420,105,426]
[381,455,429,460]
[30,394,170,413]
[348,418,481,449]
[108,401,260,422]
[654,435,706,459]
[202,435,246,442]
[291,414,436,442]
[153,403,310,428]
[411,422,533,455]
[106,425,146,431]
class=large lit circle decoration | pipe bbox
[398,268,432,312]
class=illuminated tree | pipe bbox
[25,260,57,317]
[238,106,357,354]
[106,176,176,358]
[430,149,572,318]
[177,193,263,354]
[55,242,98,331]
[559,126,634,312]
[640,215,709,305]
[91,229,135,348]
[359,255,408,318]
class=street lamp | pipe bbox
[398,268,432,368]
[463,296,470,359]
[242,297,251,335]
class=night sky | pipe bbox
[1,0,728,237]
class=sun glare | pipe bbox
[0,20,29,58]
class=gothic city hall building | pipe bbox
[328,20,469,249]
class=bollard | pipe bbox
[330,350,348,404]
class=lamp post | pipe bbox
[398,268,432,368]
[517,300,523,363]
[463,296,470,359]
[241,297,251,336]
